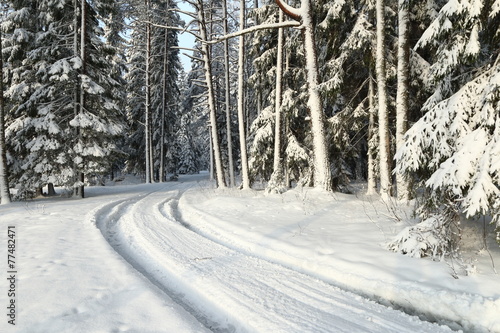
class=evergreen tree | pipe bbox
[395,0,500,246]
[3,0,124,197]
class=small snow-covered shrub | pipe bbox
[387,215,458,259]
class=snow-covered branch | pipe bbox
[208,21,301,44]
[144,21,201,40]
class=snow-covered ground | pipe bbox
[0,172,498,332]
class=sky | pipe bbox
[177,1,196,72]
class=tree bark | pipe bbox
[267,8,286,193]
[237,0,250,189]
[275,0,332,191]
[198,0,226,188]
[376,0,392,200]
[223,0,235,187]
[160,31,168,182]
[145,0,153,184]
[0,31,11,204]
[396,0,410,201]
[367,73,377,195]
[75,0,88,198]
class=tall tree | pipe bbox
[222,0,235,187]
[196,0,226,188]
[266,7,286,193]
[395,0,500,243]
[375,0,392,200]
[4,0,124,198]
[237,0,250,189]
[275,0,332,191]
[395,0,410,201]
[0,29,11,204]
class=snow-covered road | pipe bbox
[94,182,454,333]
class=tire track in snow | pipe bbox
[95,185,455,333]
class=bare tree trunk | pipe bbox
[75,0,88,198]
[376,0,392,200]
[267,8,286,193]
[223,0,235,187]
[237,0,250,189]
[145,0,152,184]
[198,0,226,188]
[0,31,11,205]
[160,10,170,183]
[367,73,378,195]
[396,0,410,201]
[275,0,332,191]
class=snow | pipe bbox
[1,173,499,332]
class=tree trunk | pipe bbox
[145,0,152,184]
[237,0,250,189]
[198,0,226,188]
[75,0,87,198]
[275,0,332,191]
[223,0,235,187]
[396,0,410,201]
[160,24,169,182]
[367,73,378,195]
[47,183,57,196]
[376,0,392,200]
[0,31,11,205]
[267,8,286,193]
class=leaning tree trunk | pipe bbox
[376,0,392,201]
[275,0,332,191]
[198,0,226,188]
[395,0,410,201]
[237,0,250,189]
[0,30,11,205]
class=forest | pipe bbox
[0,0,499,254]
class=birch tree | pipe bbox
[237,0,250,189]
[266,8,287,193]
[275,0,332,191]
[395,0,410,201]
[375,0,392,200]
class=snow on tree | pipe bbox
[3,0,124,197]
[394,1,500,249]
[395,0,410,201]
[0,29,11,204]
[375,0,392,201]
[276,0,332,191]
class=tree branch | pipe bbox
[275,0,302,21]
[208,21,301,44]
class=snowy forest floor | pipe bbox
[0,172,499,333]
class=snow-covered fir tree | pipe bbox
[3,0,124,197]
[124,0,182,182]
[395,0,500,247]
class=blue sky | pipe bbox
[177,1,196,72]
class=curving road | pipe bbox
[94,182,455,333]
